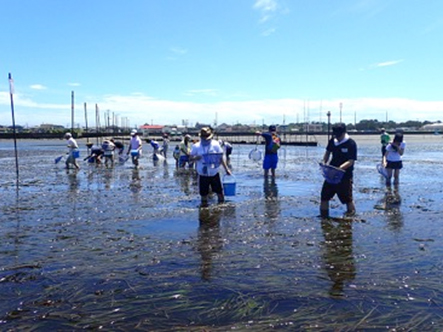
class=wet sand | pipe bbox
[1,135,443,330]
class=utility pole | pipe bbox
[340,103,343,122]
[71,91,74,134]
[327,111,331,141]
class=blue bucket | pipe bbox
[73,150,80,159]
[223,175,236,196]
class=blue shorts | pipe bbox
[179,155,189,167]
[263,154,278,170]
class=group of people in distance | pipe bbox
[62,122,405,218]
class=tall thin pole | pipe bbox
[71,91,74,134]
[340,103,343,122]
[9,73,19,188]
[95,104,100,145]
[327,111,331,141]
[84,102,89,143]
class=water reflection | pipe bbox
[384,185,403,231]
[103,168,113,190]
[321,220,356,297]
[67,169,80,193]
[197,206,223,281]
[129,168,142,194]
[263,177,280,221]
[174,169,195,196]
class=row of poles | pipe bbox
[8,73,133,190]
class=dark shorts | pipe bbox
[263,153,278,170]
[321,177,353,204]
[179,155,189,167]
[386,161,402,170]
[199,173,223,196]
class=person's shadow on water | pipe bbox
[197,206,223,281]
[320,220,356,298]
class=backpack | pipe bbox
[268,133,281,153]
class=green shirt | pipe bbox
[380,132,390,146]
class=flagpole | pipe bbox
[9,73,19,189]
[71,91,74,134]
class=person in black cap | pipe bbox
[320,123,357,218]
[256,125,281,178]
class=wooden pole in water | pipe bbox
[95,104,100,145]
[8,73,19,189]
[84,102,89,143]
[71,91,74,135]
[327,111,331,142]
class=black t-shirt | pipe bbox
[326,137,357,178]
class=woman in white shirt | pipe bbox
[383,133,405,186]
[127,129,142,168]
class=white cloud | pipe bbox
[253,0,278,23]
[262,27,276,36]
[68,82,81,87]
[254,0,278,13]
[1,92,443,127]
[30,84,47,90]
[375,59,403,67]
[183,89,219,97]
[170,47,188,55]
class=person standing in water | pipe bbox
[64,132,80,170]
[190,127,231,206]
[383,132,405,186]
[102,139,116,167]
[178,134,192,168]
[380,128,390,160]
[127,129,142,168]
[162,133,170,158]
[320,123,357,218]
[256,125,281,178]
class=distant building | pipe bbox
[38,123,65,131]
[139,125,164,136]
[421,123,443,132]
[304,123,323,132]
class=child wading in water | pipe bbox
[383,132,405,186]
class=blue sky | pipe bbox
[1,0,443,128]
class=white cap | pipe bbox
[130,129,137,136]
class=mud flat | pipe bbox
[1,136,443,330]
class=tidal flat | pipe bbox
[1,135,443,331]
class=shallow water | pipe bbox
[1,135,443,331]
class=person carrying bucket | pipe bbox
[320,123,357,218]
[256,125,281,178]
[127,129,142,168]
[64,132,80,170]
[190,127,232,206]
